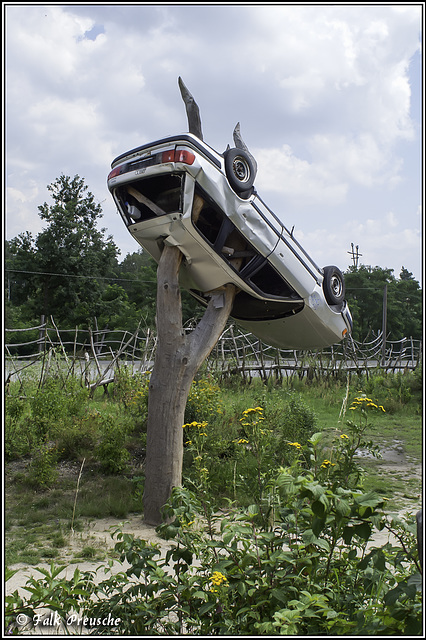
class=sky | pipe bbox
[4,3,424,284]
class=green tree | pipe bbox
[344,265,422,341]
[6,175,119,326]
[389,268,422,339]
[114,251,158,326]
[115,250,201,326]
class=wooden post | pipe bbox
[381,284,388,367]
[143,245,236,525]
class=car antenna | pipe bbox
[178,77,203,141]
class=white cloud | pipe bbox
[254,144,348,206]
[4,3,422,283]
[6,182,43,237]
[298,215,421,281]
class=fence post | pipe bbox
[38,315,46,353]
[381,284,387,367]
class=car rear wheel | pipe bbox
[224,148,256,197]
[322,265,345,305]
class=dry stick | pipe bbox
[89,328,102,379]
[50,315,69,364]
[338,373,351,424]
[71,458,85,534]
[38,323,49,389]
[88,322,142,394]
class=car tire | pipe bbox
[224,148,256,197]
[322,265,345,305]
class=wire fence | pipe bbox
[5,317,422,393]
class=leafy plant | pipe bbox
[95,412,131,474]
[5,381,422,636]
[27,444,59,489]
[185,377,222,423]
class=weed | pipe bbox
[27,444,59,489]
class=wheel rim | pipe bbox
[232,156,250,182]
[330,275,343,298]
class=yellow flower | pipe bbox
[340,434,349,439]
[367,402,378,408]
[242,407,263,416]
[321,459,336,468]
[288,442,302,449]
[379,405,386,412]
[210,571,228,587]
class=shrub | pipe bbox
[276,393,317,454]
[185,377,222,424]
[4,413,39,460]
[26,444,59,489]
[28,376,89,439]
[95,413,131,474]
[113,367,150,429]
[53,414,100,461]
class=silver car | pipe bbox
[107,79,352,349]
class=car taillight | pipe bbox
[108,146,196,183]
[107,166,122,180]
[161,150,176,163]
[175,149,195,164]
[160,149,195,165]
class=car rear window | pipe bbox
[114,173,184,225]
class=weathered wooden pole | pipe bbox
[143,244,236,525]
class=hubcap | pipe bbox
[232,156,250,182]
[330,275,343,298]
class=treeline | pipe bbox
[5,175,422,342]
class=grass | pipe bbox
[212,375,422,512]
[4,466,144,566]
[5,369,422,565]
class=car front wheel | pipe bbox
[224,148,256,197]
[322,265,345,306]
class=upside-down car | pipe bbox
[107,78,352,349]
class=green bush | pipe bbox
[4,414,39,460]
[53,413,100,461]
[277,393,317,451]
[26,444,59,489]
[185,377,222,424]
[95,413,131,474]
[28,377,89,439]
[6,475,421,635]
[113,367,150,429]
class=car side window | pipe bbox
[191,189,299,301]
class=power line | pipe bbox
[5,268,157,284]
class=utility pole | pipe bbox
[347,243,362,268]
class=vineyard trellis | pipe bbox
[5,317,422,394]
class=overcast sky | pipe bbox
[5,3,423,284]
